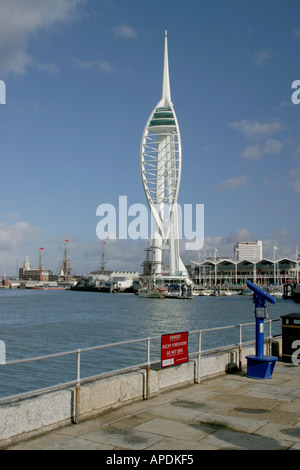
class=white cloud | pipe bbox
[291,179,300,193]
[262,229,300,259]
[98,60,113,73]
[70,57,114,73]
[188,228,300,262]
[0,221,41,251]
[229,119,284,138]
[240,145,262,161]
[288,167,300,179]
[251,48,272,66]
[112,24,138,40]
[288,167,300,193]
[240,140,283,161]
[230,119,284,162]
[70,57,95,70]
[274,100,292,110]
[212,175,248,190]
[0,0,85,76]
[189,228,256,260]
[263,139,283,154]
[35,60,60,75]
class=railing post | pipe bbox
[239,324,242,370]
[197,330,202,384]
[75,349,80,424]
[146,337,151,400]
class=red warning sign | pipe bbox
[161,331,189,368]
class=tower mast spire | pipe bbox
[140,30,190,284]
[161,30,171,104]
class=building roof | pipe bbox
[192,257,299,267]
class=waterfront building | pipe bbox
[234,241,263,262]
[140,31,190,283]
[19,256,51,282]
[190,257,299,287]
[190,240,300,287]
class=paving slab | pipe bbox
[255,422,300,443]
[42,437,115,450]
[174,397,236,414]
[191,410,267,433]
[176,389,222,401]
[211,391,282,409]
[145,437,219,450]
[198,428,291,450]
[245,383,300,401]
[226,407,299,426]
[74,427,163,450]
[277,402,300,415]
[275,377,300,388]
[145,402,207,422]
[134,417,214,442]
[281,367,300,377]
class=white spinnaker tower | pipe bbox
[140,31,188,279]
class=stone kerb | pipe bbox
[0,389,72,443]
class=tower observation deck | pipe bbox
[140,31,190,284]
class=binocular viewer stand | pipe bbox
[245,281,278,379]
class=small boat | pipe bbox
[201,289,211,296]
[244,289,253,296]
[25,281,69,290]
[230,290,240,295]
[269,290,283,298]
[138,287,167,298]
[167,290,180,298]
[224,290,232,296]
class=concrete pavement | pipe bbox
[4,361,300,451]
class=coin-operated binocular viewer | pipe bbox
[245,281,278,379]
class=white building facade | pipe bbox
[234,241,263,262]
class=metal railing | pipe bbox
[0,318,281,423]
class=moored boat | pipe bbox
[224,289,232,296]
[25,281,71,290]
[201,289,211,296]
[137,287,167,298]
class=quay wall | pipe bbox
[0,340,281,448]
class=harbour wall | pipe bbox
[0,339,282,448]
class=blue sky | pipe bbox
[0,0,300,276]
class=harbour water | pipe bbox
[0,289,298,399]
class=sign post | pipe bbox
[161,331,189,368]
